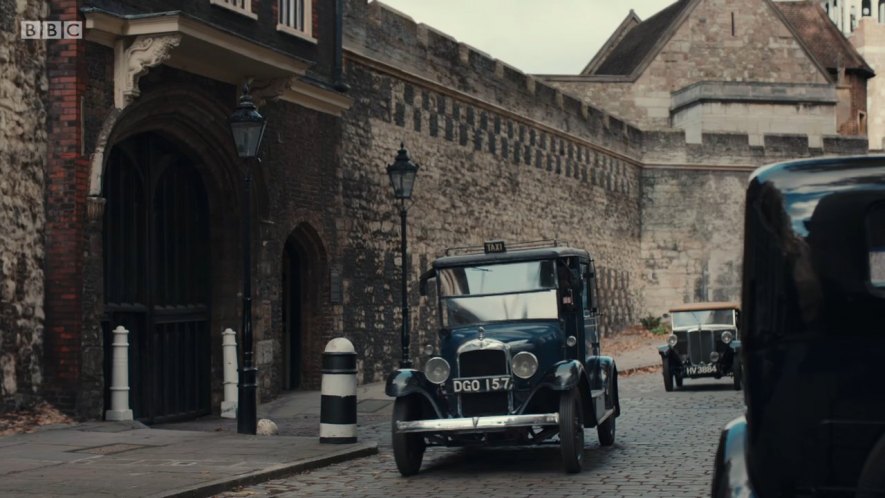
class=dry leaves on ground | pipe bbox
[604,325,663,357]
[0,402,75,436]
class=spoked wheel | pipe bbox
[559,387,584,473]
[392,396,426,476]
[662,359,674,392]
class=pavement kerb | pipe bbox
[161,441,378,498]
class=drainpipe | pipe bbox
[333,0,350,92]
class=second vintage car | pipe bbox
[386,241,620,475]
[657,302,742,391]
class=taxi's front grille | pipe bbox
[459,350,507,377]
[460,392,508,417]
[458,349,509,417]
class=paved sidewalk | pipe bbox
[0,342,660,497]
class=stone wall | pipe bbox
[0,0,47,411]
[853,18,885,149]
[341,0,646,381]
[546,0,830,128]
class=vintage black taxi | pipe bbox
[658,302,742,391]
[385,241,620,475]
[712,156,885,497]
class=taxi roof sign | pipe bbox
[484,240,507,254]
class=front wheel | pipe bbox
[597,412,616,446]
[392,396,426,476]
[732,355,742,391]
[662,359,674,392]
[559,387,584,473]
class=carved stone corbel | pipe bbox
[114,34,182,109]
[249,77,297,107]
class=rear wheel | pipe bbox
[732,355,742,391]
[662,359,674,392]
[392,397,426,476]
[559,387,584,473]
[597,412,616,446]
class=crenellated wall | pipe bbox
[0,0,48,411]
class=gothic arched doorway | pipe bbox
[282,224,327,390]
[102,132,211,423]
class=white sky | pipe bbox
[373,0,678,74]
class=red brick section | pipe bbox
[44,0,86,411]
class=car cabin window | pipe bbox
[438,261,558,327]
[869,204,885,287]
[671,309,735,329]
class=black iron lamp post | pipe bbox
[387,144,419,369]
[229,84,266,435]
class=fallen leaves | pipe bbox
[0,402,75,436]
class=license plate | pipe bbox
[452,376,511,393]
[685,364,716,376]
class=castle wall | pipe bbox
[0,0,47,411]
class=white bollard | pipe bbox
[105,326,133,421]
[320,338,357,444]
[221,328,239,419]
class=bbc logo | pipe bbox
[20,21,83,40]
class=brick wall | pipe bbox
[43,0,88,411]
[0,0,48,411]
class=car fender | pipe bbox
[537,359,584,391]
[712,416,757,498]
[384,369,445,418]
[657,345,671,357]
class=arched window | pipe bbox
[880,0,885,22]
[864,0,872,16]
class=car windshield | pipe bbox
[438,260,558,327]
[671,309,735,329]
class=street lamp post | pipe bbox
[229,83,266,435]
[387,144,419,369]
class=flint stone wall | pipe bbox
[0,0,47,411]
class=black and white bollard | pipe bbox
[320,338,357,444]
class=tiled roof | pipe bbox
[591,0,693,76]
[775,1,874,76]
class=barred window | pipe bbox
[210,0,256,19]
[278,0,313,39]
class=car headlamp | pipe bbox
[710,351,720,362]
[511,352,539,379]
[424,357,450,385]
[721,331,734,344]
[667,334,678,347]
[423,343,435,356]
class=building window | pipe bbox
[864,0,872,16]
[210,0,257,19]
[859,110,868,135]
[880,0,885,22]
[277,0,314,40]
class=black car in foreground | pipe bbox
[386,241,620,475]
[712,156,885,497]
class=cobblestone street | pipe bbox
[220,371,743,498]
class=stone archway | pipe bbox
[88,85,270,421]
[282,223,328,390]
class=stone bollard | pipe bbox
[221,328,238,419]
[105,325,133,421]
[320,338,357,444]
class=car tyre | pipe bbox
[662,359,674,392]
[559,387,584,473]
[598,369,617,446]
[732,355,742,391]
[675,372,683,388]
[392,396,426,477]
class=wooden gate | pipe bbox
[103,132,211,423]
